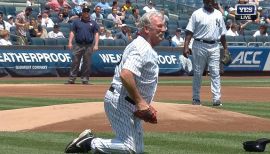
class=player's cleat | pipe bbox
[65,80,75,84]
[213,100,222,106]
[192,99,201,105]
[81,81,89,85]
[65,129,95,153]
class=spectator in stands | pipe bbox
[247,0,259,6]
[72,0,88,15]
[114,24,132,43]
[227,7,236,22]
[47,0,71,13]
[171,28,184,47]
[128,8,141,26]
[7,15,15,29]
[107,7,123,27]
[160,9,169,24]
[91,6,104,25]
[112,0,120,11]
[41,11,55,28]
[26,0,34,6]
[48,23,65,38]
[0,12,11,32]
[121,0,133,13]
[15,6,33,45]
[253,25,268,37]
[143,0,156,13]
[255,7,266,24]
[99,25,106,39]
[95,0,111,14]
[226,23,239,36]
[62,5,72,22]
[0,30,12,45]
[29,18,48,38]
[105,30,114,39]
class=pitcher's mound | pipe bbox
[1,102,270,132]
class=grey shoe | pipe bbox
[213,100,223,106]
[65,129,94,153]
[192,99,201,105]
[65,80,75,84]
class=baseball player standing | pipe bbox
[183,0,228,106]
[65,11,166,153]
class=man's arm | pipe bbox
[120,69,149,110]
[220,34,228,51]
[183,30,193,58]
[68,31,74,50]
[93,32,99,51]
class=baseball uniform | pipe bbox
[186,7,226,102]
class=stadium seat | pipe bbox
[0,5,6,15]
[243,30,255,36]
[248,42,264,47]
[159,39,171,46]
[264,42,270,47]
[103,19,115,29]
[30,37,44,45]
[5,6,16,16]
[225,35,235,42]
[56,38,68,46]
[58,23,71,30]
[244,35,256,43]
[44,38,57,45]
[177,20,188,29]
[234,35,245,42]
[114,39,126,46]
[255,36,268,43]
[98,39,104,46]
[103,39,115,46]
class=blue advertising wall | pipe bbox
[225,47,270,71]
[0,46,269,77]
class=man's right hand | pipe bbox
[67,43,72,50]
[183,47,190,58]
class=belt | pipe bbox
[194,39,217,44]
[109,86,135,105]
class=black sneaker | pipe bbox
[192,99,201,105]
[65,80,75,84]
[213,100,223,106]
[65,129,94,153]
[81,81,89,85]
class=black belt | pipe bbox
[194,39,217,44]
[109,86,135,105]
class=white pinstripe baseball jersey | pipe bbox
[91,35,159,153]
[186,8,226,41]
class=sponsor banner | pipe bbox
[0,49,184,77]
[225,47,270,71]
[0,49,72,77]
[92,50,183,76]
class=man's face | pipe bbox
[148,15,166,46]
[82,10,90,20]
[95,7,101,14]
[203,0,215,11]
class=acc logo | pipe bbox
[231,51,262,65]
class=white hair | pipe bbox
[138,11,165,30]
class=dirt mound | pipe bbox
[1,102,270,132]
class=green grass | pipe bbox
[158,78,270,87]
[0,97,103,110]
[0,131,269,154]
[0,77,270,86]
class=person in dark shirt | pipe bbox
[66,5,99,85]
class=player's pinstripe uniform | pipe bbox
[186,8,226,102]
[91,35,159,153]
